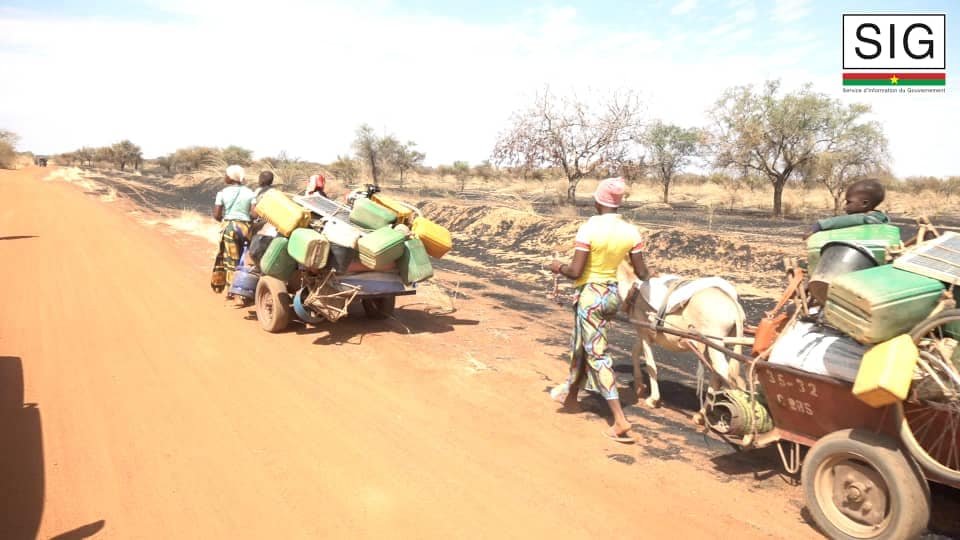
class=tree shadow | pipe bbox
[0,356,44,540]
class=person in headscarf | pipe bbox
[549,177,652,443]
[211,165,256,296]
[304,174,327,197]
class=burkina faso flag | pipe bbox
[842,73,945,86]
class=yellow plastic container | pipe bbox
[255,190,311,237]
[411,216,452,259]
[852,334,920,408]
[372,194,415,224]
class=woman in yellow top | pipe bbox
[550,177,651,443]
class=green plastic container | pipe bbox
[260,237,298,281]
[807,224,901,269]
[399,238,434,284]
[824,265,945,344]
[287,228,329,269]
[350,198,397,230]
[357,226,405,270]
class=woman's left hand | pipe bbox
[549,260,564,274]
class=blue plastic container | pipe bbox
[229,267,259,299]
[293,288,325,324]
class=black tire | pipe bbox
[362,297,396,319]
[255,276,292,333]
[802,429,930,540]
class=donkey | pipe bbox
[615,260,746,418]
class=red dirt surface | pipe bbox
[0,167,820,538]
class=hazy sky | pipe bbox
[0,0,956,177]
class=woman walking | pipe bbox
[210,165,256,296]
[549,177,651,443]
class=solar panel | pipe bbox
[294,194,353,221]
[894,231,960,285]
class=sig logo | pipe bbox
[842,14,946,90]
[843,14,946,70]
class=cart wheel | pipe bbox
[802,429,929,540]
[256,276,292,333]
[362,297,395,319]
[898,310,960,485]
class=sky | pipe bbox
[0,0,956,177]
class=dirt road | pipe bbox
[0,167,819,539]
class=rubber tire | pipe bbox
[362,297,396,319]
[256,276,292,333]
[898,309,960,485]
[802,429,930,540]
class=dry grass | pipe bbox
[388,173,958,220]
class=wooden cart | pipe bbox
[639,308,960,540]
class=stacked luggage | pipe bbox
[773,224,955,407]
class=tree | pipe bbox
[328,154,360,185]
[94,146,115,167]
[642,121,702,204]
[110,140,142,171]
[76,147,95,167]
[0,130,18,169]
[493,89,640,203]
[171,146,218,172]
[811,108,889,213]
[353,124,384,186]
[155,154,175,175]
[472,160,497,182]
[389,141,425,189]
[221,145,253,166]
[452,161,470,192]
[710,80,876,217]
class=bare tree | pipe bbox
[642,121,702,203]
[710,80,877,217]
[353,124,384,186]
[493,89,641,203]
[452,161,470,192]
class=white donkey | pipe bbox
[615,260,746,416]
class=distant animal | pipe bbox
[615,260,746,420]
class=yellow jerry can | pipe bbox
[852,334,919,408]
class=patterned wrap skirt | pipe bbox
[562,282,622,400]
[210,220,251,293]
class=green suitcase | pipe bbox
[823,265,945,344]
[399,238,434,284]
[260,237,298,281]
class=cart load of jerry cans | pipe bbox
[690,220,960,540]
[763,223,960,411]
[229,187,452,333]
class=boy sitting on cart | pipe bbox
[806,178,888,238]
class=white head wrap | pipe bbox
[226,165,245,183]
